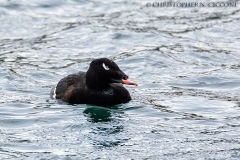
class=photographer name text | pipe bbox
[146,2,237,7]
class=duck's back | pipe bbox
[51,72,131,106]
[54,71,85,102]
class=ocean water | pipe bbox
[0,0,240,159]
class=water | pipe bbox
[0,0,240,159]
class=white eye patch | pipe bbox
[102,63,109,70]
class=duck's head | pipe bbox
[86,58,138,89]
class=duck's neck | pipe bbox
[86,70,109,90]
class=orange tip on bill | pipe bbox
[122,79,138,86]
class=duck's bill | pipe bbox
[122,79,138,86]
[111,79,138,86]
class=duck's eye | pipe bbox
[102,63,109,70]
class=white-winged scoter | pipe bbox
[50,58,138,106]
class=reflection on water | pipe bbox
[0,0,240,159]
[83,106,113,123]
[83,106,127,148]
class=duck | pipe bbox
[50,58,138,106]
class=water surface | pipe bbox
[0,0,240,159]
